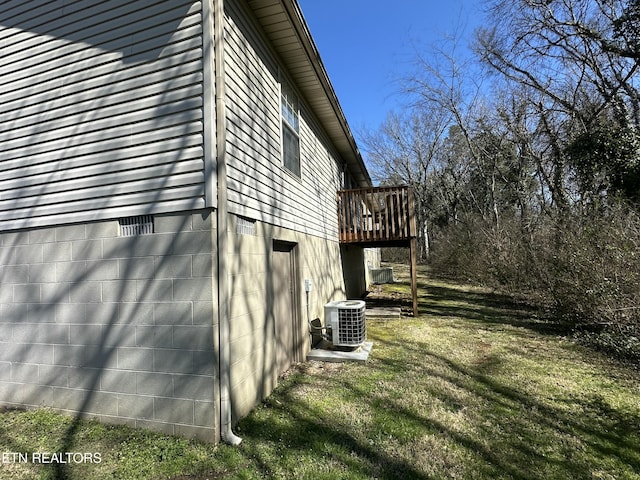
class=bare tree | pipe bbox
[360,108,449,260]
[476,0,640,205]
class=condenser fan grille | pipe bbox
[337,305,366,345]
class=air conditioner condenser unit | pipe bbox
[324,300,366,347]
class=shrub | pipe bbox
[430,205,640,360]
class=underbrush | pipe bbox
[430,206,640,364]
[573,324,640,365]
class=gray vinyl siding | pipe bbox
[223,2,342,240]
[0,1,207,231]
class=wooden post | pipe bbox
[406,187,418,316]
[409,237,418,317]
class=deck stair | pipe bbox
[366,305,401,320]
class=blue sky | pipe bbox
[297,0,484,140]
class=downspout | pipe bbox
[213,0,242,445]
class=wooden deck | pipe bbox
[337,186,416,246]
[337,185,419,316]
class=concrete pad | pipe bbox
[306,341,373,363]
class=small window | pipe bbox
[281,78,301,177]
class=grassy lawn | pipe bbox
[1,265,639,479]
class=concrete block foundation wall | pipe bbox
[227,216,346,419]
[0,210,219,442]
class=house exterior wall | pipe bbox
[223,1,344,239]
[0,0,367,443]
[0,0,208,231]
[220,2,352,420]
[364,248,382,289]
[227,214,345,419]
[0,211,219,441]
[0,0,220,441]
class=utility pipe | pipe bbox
[213,0,241,445]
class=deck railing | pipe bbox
[337,185,416,244]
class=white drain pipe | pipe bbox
[212,0,241,446]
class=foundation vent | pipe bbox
[236,216,256,236]
[119,215,154,237]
